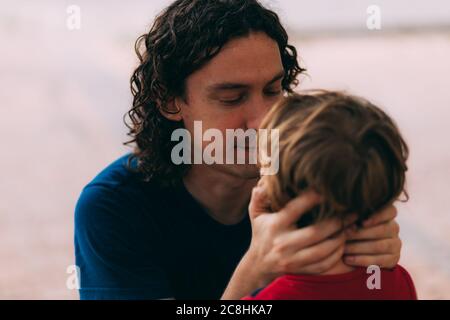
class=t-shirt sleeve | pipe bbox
[74,184,173,300]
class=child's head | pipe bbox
[259,90,409,226]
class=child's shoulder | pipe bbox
[383,264,417,299]
[242,265,417,300]
[365,264,417,300]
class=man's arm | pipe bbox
[75,185,173,300]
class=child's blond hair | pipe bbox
[259,90,409,226]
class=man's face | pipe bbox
[175,31,284,179]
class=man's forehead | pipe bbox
[206,69,285,92]
[194,32,284,85]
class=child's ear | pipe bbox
[159,98,183,122]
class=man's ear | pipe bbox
[159,98,183,121]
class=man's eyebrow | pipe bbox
[266,70,285,85]
[207,70,285,92]
[207,82,249,92]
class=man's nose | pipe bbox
[245,96,272,130]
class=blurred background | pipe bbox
[0,0,449,299]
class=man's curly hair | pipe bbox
[124,0,306,184]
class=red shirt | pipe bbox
[243,265,417,300]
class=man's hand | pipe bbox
[222,185,350,299]
[221,184,402,299]
[245,185,354,285]
[344,205,401,268]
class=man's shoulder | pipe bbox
[75,153,166,223]
[85,153,139,192]
[82,153,168,198]
[74,155,175,300]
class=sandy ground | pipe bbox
[0,3,449,299]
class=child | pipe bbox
[244,90,417,300]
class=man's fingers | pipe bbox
[278,191,322,226]
[363,204,397,227]
[248,185,271,219]
[279,217,344,249]
[346,220,400,241]
[344,254,400,269]
[283,232,346,272]
[344,238,402,255]
[297,245,345,275]
[343,213,358,228]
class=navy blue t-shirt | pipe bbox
[74,154,251,299]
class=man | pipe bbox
[75,0,401,300]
